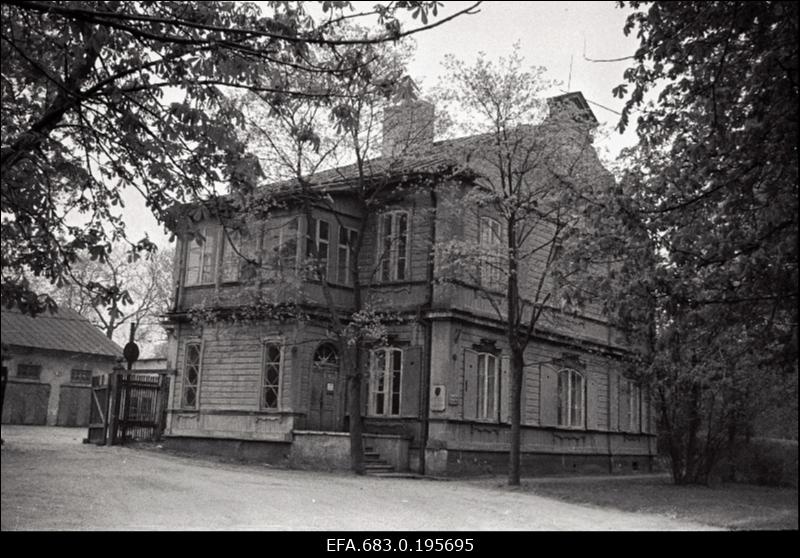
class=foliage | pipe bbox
[433,45,606,485]
[1,0,480,316]
[28,243,174,353]
[567,1,798,484]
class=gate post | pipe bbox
[106,363,124,446]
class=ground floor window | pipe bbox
[70,369,92,384]
[261,341,283,410]
[181,342,202,409]
[626,379,641,432]
[477,352,498,420]
[557,368,584,427]
[369,347,403,416]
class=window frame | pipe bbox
[557,368,585,428]
[306,217,331,280]
[180,340,203,410]
[336,225,359,285]
[277,217,301,275]
[377,210,411,282]
[626,379,641,432]
[369,347,403,417]
[260,338,284,411]
[479,216,505,291]
[70,369,93,384]
[184,225,219,287]
[220,229,242,283]
[16,363,42,380]
[476,352,499,421]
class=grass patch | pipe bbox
[514,475,797,530]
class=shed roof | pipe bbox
[1,306,123,359]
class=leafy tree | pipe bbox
[1,0,481,316]
[434,46,605,485]
[29,244,174,353]
[180,33,436,473]
[566,1,798,484]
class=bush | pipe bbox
[727,438,798,488]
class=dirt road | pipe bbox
[1,426,719,531]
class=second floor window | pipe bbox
[480,217,504,291]
[378,211,409,282]
[477,352,498,420]
[220,230,241,283]
[306,217,330,279]
[277,217,300,274]
[185,226,218,286]
[337,226,358,285]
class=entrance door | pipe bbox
[307,343,343,431]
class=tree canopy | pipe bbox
[1,0,480,316]
[566,1,798,483]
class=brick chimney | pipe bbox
[382,78,435,157]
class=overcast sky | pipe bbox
[124,1,641,249]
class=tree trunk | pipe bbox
[508,350,524,485]
[346,344,365,475]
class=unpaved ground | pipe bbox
[1,425,719,531]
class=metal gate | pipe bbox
[87,368,172,445]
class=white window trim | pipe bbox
[336,225,358,285]
[479,216,505,291]
[476,352,499,421]
[181,339,203,410]
[558,368,585,429]
[307,217,331,279]
[260,337,285,411]
[184,225,220,287]
[377,210,411,282]
[369,347,403,417]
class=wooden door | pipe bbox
[307,344,344,431]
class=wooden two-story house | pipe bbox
[161,91,657,475]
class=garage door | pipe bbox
[57,385,92,426]
[1,381,50,425]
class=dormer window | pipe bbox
[378,210,409,282]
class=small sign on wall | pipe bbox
[326,382,335,393]
[431,384,446,412]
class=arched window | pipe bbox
[557,369,584,427]
[313,343,339,368]
[369,347,403,416]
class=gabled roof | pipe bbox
[1,306,123,359]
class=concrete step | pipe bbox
[365,464,396,473]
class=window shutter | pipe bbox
[462,349,478,420]
[619,378,631,433]
[540,366,558,426]
[586,371,600,430]
[500,356,510,423]
[606,370,617,431]
[401,346,422,418]
[645,388,657,434]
